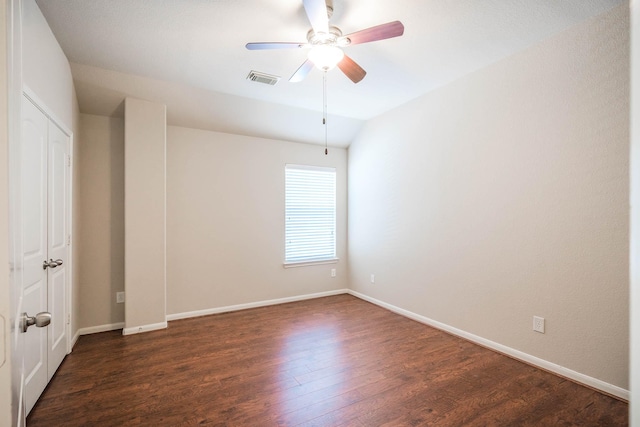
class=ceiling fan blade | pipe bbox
[338,55,366,83]
[289,59,315,82]
[343,20,404,45]
[303,0,329,35]
[246,42,307,50]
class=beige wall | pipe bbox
[348,4,629,390]
[71,1,628,400]
[71,88,81,339]
[630,0,639,423]
[166,126,348,315]
[77,118,349,323]
[124,98,167,332]
[78,114,124,328]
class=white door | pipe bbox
[46,115,69,379]
[21,95,49,415]
[21,95,69,414]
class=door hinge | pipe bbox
[67,235,71,246]
[67,154,71,168]
[67,313,71,325]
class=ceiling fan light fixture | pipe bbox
[308,45,344,71]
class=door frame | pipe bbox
[23,85,74,357]
[8,0,24,424]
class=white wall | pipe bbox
[22,0,74,129]
[348,4,629,391]
[70,63,364,149]
[166,126,348,316]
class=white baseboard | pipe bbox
[71,330,80,350]
[70,290,627,401]
[166,289,349,321]
[122,321,168,336]
[348,290,629,401]
[76,322,125,338]
[72,322,125,350]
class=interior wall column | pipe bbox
[630,0,639,424]
[123,97,167,334]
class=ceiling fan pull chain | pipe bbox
[324,71,328,155]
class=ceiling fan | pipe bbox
[245,0,404,84]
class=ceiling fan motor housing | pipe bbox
[307,26,349,47]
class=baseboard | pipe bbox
[348,290,629,402]
[76,322,125,337]
[71,290,627,400]
[166,289,349,321]
[122,321,168,336]
[71,322,125,351]
[71,330,80,350]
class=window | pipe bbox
[285,164,336,266]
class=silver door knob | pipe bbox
[43,259,58,269]
[20,311,51,333]
[54,259,63,266]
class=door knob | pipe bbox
[42,259,60,269]
[20,312,51,333]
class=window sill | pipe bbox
[283,258,339,268]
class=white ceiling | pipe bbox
[36,0,624,147]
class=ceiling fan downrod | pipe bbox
[323,71,328,155]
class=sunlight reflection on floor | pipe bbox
[276,320,347,421]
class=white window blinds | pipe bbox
[285,164,336,264]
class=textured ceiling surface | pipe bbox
[36,0,623,146]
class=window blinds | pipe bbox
[285,165,336,264]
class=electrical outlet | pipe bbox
[331,268,336,278]
[116,292,125,304]
[370,274,375,284]
[533,316,545,333]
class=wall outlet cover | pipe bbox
[533,316,545,333]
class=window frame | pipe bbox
[283,164,338,268]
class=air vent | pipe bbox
[247,71,280,86]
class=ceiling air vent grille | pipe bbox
[247,71,280,86]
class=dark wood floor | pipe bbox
[28,294,627,426]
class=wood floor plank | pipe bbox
[27,294,627,426]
